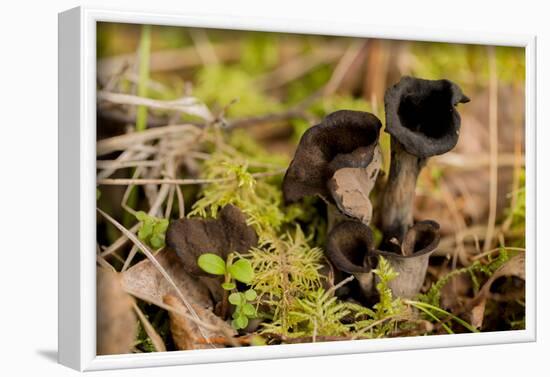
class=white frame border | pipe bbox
[58,6,537,372]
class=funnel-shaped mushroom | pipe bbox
[283,110,382,225]
[380,76,469,244]
[326,220,377,297]
[374,220,440,298]
[166,204,258,283]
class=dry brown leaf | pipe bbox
[97,268,137,355]
[163,294,236,350]
[470,253,525,328]
[328,146,381,225]
[121,248,212,310]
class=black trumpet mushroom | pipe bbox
[283,110,382,226]
[326,221,377,297]
[166,205,258,301]
[374,220,440,298]
[380,77,469,245]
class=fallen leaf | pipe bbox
[97,268,137,355]
[163,294,236,350]
[470,254,525,329]
[121,248,212,310]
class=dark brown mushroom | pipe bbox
[374,220,440,298]
[380,76,469,244]
[283,110,382,225]
[326,220,377,297]
[166,205,258,301]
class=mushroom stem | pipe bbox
[380,139,426,245]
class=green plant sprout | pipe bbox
[229,289,258,330]
[135,211,169,249]
[197,252,257,329]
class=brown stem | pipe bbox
[220,289,229,320]
[380,138,426,245]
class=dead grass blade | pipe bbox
[98,91,214,122]
[97,124,201,156]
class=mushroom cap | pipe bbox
[165,205,258,277]
[375,220,440,259]
[374,220,440,298]
[326,220,376,274]
[384,76,470,158]
[283,110,382,204]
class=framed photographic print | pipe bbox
[58,6,536,371]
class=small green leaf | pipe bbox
[228,258,254,284]
[135,211,148,221]
[232,315,249,330]
[154,219,169,234]
[150,234,165,249]
[242,303,256,317]
[228,292,243,306]
[232,309,241,319]
[138,222,153,240]
[244,289,257,301]
[197,253,226,275]
[222,282,236,291]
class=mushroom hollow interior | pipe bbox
[326,221,374,273]
[384,76,469,158]
[401,220,441,257]
[397,84,456,139]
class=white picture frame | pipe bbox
[58,6,537,372]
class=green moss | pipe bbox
[193,65,281,117]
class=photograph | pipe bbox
[95,22,526,355]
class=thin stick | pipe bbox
[97,91,214,122]
[471,246,525,261]
[323,40,366,96]
[120,166,145,216]
[326,275,354,297]
[483,46,499,252]
[100,223,140,258]
[97,208,211,340]
[166,158,185,218]
[121,246,139,273]
[97,124,201,156]
[96,159,161,169]
[97,150,152,180]
[165,184,176,218]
